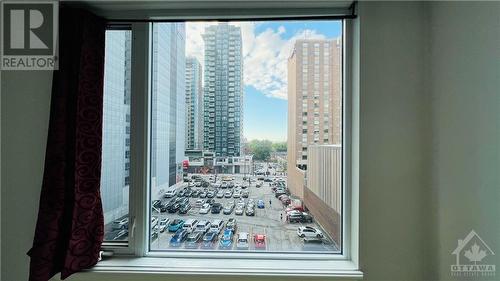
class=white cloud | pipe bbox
[186,22,326,100]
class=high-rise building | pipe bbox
[101,30,132,224]
[202,23,243,157]
[185,57,203,150]
[287,38,341,198]
[151,23,186,194]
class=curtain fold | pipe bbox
[27,7,107,281]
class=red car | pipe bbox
[254,234,266,249]
[285,206,305,213]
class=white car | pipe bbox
[195,199,206,208]
[199,203,211,214]
[297,226,324,238]
[234,205,244,216]
[112,217,129,230]
[236,232,249,250]
[195,220,211,233]
[159,218,170,232]
[233,190,241,198]
[216,190,225,198]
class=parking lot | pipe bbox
[149,172,339,252]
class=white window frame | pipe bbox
[96,12,360,280]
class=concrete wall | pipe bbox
[2,2,500,281]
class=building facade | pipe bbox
[305,145,342,247]
[151,23,186,198]
[202,23,243,157]
[185,57,203,150]
[101,30,132,224]
[287,38,342,198]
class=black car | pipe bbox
[168,203,181,213]
[152,200,162,209]
[206,198,215,206]
[245,206,255,216]
[178,203,192,214]
[184,189,193,197]
[211,203,223,214]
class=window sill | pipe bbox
[82,256,363,279]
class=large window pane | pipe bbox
[101,29,132,242]
[149,21,342,253]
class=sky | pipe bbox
[185,20,343,142]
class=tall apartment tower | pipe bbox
[151,23,186,191]
[185,57,203,150]
[101,30,132,224]
[287,39,342,198]
[202,23,243,157]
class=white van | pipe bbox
[182,219,199,233]
[164,188,177,198]
[209,219,224,233]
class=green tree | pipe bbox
[272,141,287,152]
[248,139,273,161]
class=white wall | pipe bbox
[2,2,500,281]
[428,2,500,280]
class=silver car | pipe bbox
[236,232,249,250]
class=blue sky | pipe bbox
[186,20,343,142]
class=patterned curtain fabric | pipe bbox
[27,7,106,281]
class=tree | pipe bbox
[272,142,287,152]
[248,139,273,161]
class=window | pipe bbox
[98,14,357,277]
[101,28,132,243]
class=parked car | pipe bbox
[182,219,199,233]
[151,216,159,229]
[206,198,215,205]
[191,190,200,198]
[223,203,235,215]
[178,203,191,214]
[112,217,129,230]
[195,199,206,208]
[234,205,244,216]
[254,234,266,249]
[201,231,218,249]
[233,190,241,198]
[199,203,211,214]
[236,232,249,250]
[207,190,216,198]
[242,190,249,198]
[159,218,170,232]
[164,189,177,198]
[199,191,207,198]
[169,229,188,247]
[288,210,313,223]
[216,190,225,198]
[151,229,159,241]
[184,231,204,249]
[211,203,223,214]
[152,200,162,209]
[297,226,324,238]
[226,218,237,231]
[245,206,255,216]
[219,229,234,249]
[168,219,185,232]
[257,199,265,209]
[255,182,262,188]
[210,219,225,234]
[224,190,233,198]
[113,229,128,240]
[195,220,211,233]
[285,206,305,213]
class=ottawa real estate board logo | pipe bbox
[451,230,496,278]
[1,1,58,70]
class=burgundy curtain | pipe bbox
[27,7,106,281]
